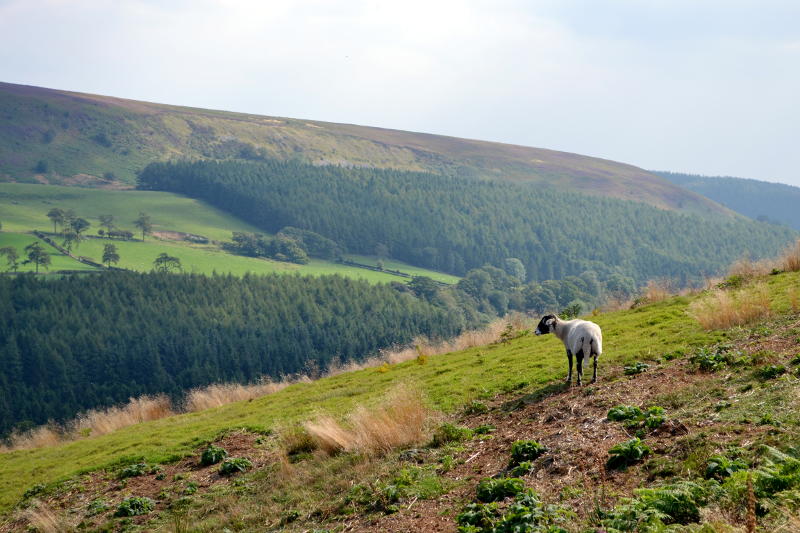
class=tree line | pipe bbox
[137,159,797,286]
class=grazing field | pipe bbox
[0,183,454,282]
[0,231,96,273]
[2,270,799,530]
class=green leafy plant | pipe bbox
[689,347,730,372]
[464,400,489,415]
[624,362,650,375]
[473,424,496,435]
[456,502,502,531]
[117,462,149,479]
[600,481,711,528]
[607,438,651,470]
[607,405,643,422]
[509,440,547,466]
[509,461,534,477]
[432,423,473,447]
[476,477,525,502]
[22,483,46,499]
[457,489,568,532]
[219,457,252,476]
[705,455,748,480]
[184,481,198,495]
[85,498,109,517]
[200,444,228,466]
[607,405,666,430]
[755,364,786,380]
[115,496,155,517]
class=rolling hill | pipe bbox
[1,265,799,531]
[656,171,800,231]
[0,81,727,217]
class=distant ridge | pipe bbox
[0,81,727,216]
[656,171,800,230]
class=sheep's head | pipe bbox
[534,315,557,336]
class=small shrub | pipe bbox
[607,438,651,470]
[689,347,729,372]
[509,461,534,477]
[560,302,582,320]
[200,444,228,466]
[115,497,154,517]
[706,455,748,480]
[608,405,643,422]
[456,502,502,530]
[280,509,301,524]
[755,364,786,380]
[759,413,781,426]
[634,481,711,525]
[663,349,684,361]
[22,483,46,499]
[117,463,148,479]
[473,424,496,435]
[607,405,666,430]
[432,423,473,447]
[643,407,667,429]
[624,362,650,375]
[280,426,317,461]
[509,440,547,466]
[219,457,252,475]
[464,400,489,415]
[86,498,109,517]
[457,488,569,532]
[476,477,525,502]
[184,481,198,495]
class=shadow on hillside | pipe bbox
[500,382,569,412]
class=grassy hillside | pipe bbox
[657,170,800,231]
[0,81,727,216]
[3,269,798,530]
[0,232,95,273]
[0,182,457,282]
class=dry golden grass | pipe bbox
[727,256,773,279]
[304,385,429,457]
[789,286,799,314]
[637,279,674,305]
[184,380,288,412]
[75,395,173,437]
[778,239,800,273]
[20,501,76,533]
[0,425,61,452]
[325,319,515,376]
[690,282,772,330]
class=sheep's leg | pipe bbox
[576,350,584,386]
[591,353,598,384]
[565,350,573,385]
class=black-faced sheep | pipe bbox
[535,314,602,386]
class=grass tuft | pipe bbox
[690,282,772,330]
[304,385,429,457]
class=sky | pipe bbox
[1,0,799,186]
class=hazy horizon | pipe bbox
[2,0,798,186]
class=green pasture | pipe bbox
[347,255,461,284]
[68,237,404,282]
[11,269,799,513]
[0,231,96,273]
[0,182,260,241]
[0,183,456,282]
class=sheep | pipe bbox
[534,314,602,386]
